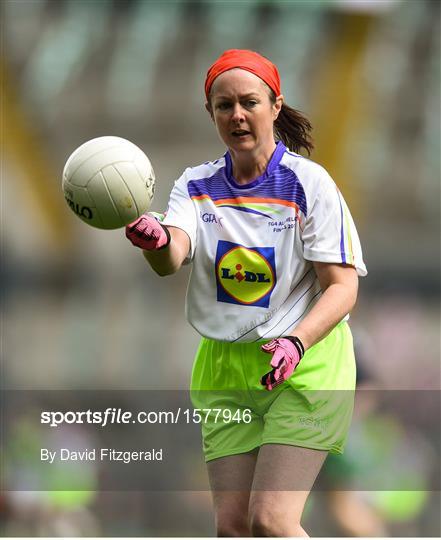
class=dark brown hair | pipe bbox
[270,91,314,156]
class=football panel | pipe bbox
[101,164,142,224]
[68,145,136,188]
[63,138,127,187]
[87,171,126,229]
[112,162,152,217]
[132,148,155,197]
[62,180,104,228]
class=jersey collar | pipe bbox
[224,141,286,190]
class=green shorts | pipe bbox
[190,322,356,462]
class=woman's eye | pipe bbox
[246,100,258,108]
[217,102,231,111]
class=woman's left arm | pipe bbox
[291,262,359,350]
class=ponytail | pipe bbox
[271,92,314,156]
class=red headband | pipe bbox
[204,49,281,100]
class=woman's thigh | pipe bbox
[249,443,328,522]
[207,450,258,529]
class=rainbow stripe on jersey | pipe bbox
[187,142,307,226]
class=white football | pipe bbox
[62,136,155,229]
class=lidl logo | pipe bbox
[215,241,276,307]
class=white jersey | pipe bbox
[163,142,367,343]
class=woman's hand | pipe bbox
[126,214,191,277]
[126,214,171,251]
[260,336,304,391]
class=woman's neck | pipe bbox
[230,141,277,185]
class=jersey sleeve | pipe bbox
[301,172,367,277]
[161,169,198,262]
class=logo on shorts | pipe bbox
[298,416,328,431]
[215,241,276,308]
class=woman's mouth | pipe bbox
[232,129,251,138]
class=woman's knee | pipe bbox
[211,489,252,536]
[249,506,306,537]
[216,515,250,537]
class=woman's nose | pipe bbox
[231,103,245,122]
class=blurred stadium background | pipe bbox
[1,0,440,536]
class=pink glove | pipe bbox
[126,214,171,251]
[260,336,305,391]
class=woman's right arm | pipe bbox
[126,214,191,276]
[142,226,190,276]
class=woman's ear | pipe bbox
[273,94,284,120]
[205,102,214,122]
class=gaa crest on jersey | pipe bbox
[215,241,276,308]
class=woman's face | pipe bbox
[207,69,283,156]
